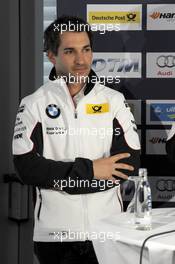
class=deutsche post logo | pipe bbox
[86,103,109,114]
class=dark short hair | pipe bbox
[44,15,93,55]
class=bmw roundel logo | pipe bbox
[46,104,60,119]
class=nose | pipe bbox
[74,52,84,65]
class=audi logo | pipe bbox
[156,180,175,191]
[156,55,175,68]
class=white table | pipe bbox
[91,208,175,264]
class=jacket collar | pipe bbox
[49,67,98,96]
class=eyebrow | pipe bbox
[63,44,91,51]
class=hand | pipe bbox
[93,153,134,182]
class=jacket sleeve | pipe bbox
[166,124,175,163]
[12,99,94,191]
[110,93,141,177]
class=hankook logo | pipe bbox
[150,12,175,20]
[147,5,175,30]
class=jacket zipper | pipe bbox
[82,195,89,239]
[37,190,42,220]
[63,82,78,120]
[73,104,88,239]
[74,109,78,119]
[65,84,89,238]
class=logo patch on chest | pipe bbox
[86,103,109,114]
[46,104,60,119]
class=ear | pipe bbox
[47,51,56,65]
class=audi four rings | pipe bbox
[156,55,175,68]
[156,180,175,191]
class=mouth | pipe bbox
[73,67,89,74]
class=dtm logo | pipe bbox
[150,103,175,122]
[156,180,175,192]
[46,104,60,119]
[92,58,139,73]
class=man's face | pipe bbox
[49,31,93,80]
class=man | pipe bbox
[166,124,175,162]
[12,16,140,264]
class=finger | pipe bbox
[112,169,128,180]
[114,163,134,171]
[111,153,131,163]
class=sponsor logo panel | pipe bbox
[92,53,142,78]
[123,176,175,202]
[86,103,109,114]
[146,129,169,155]
[87,4,142,31]
[146,100,175,124]
[46,104,61,119]
[46,127,67,135]
[150,176,175,202]
[147,4,175,30]
[88,11,140,24]
[146,53,175,78]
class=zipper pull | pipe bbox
[74,110,78,119]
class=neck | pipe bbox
[68,82,85,97]
[55,70,87,97]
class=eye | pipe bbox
[84,47,91,52]
[64,49,73,54]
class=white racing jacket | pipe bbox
[12,69,140,242]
